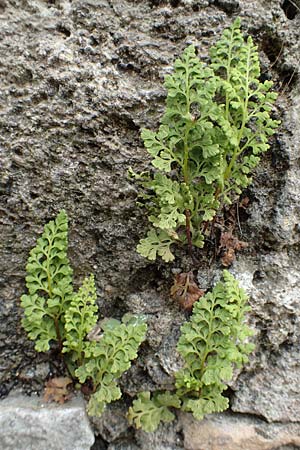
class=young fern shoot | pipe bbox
[133,18,279,262]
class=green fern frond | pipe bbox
[62,274,98,365]
[21,212,148,417]
[136,228,177,262]
[21,210,73,351]
[128,391,181,432]
[209,19,280,197]
[75,316,147,416]
[134,18,279,261]
[129,271,254,431]
[175,270,254,413]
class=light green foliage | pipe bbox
[21,211,147,416]
[133,18,279,261]
[128,391,181,432]
[21,210,73,352]
[175,270,254,418]
[62,274,98,366]
[209,18,279,197]
[136,228,177,262]
[75,315,148,416]
[128,271,254,431]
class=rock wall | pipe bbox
[0,0,300,449]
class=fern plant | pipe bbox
[128,270,254,431]
[21,210,147,416]
[21,210,73,352]
[132,18,279,262]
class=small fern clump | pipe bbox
[132,18,279,262]
[21,211,147,416]
[128,270,254,431]
[21,210,73,352]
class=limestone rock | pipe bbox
[229,251,300,422]
[0,393,95,450]
[91,402,129,443]
[180,412,300,450]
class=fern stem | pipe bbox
[182,58,195,256]
[54,316,63,352]
[184,211,193,257]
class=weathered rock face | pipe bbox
[0,392,95,450]
[180,412,300,450]
[231,251,300,423]
[0,0,300,449]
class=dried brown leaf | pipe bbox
[171,271,205,311]
[240,196,250,209]
[44,376,73,404]
[219,231,248,267]
[221,248,236,267]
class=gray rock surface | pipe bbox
[0,393,95,450]
[0,0,300,448]
[230,252,300,422]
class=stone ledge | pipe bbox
[0,392,95,450]
[180,412,300,450]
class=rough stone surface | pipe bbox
[91,402,130,443]
[0,393,95,450]
[230,252,300,423]
[180,412,300,450]
[0,0,300,448]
